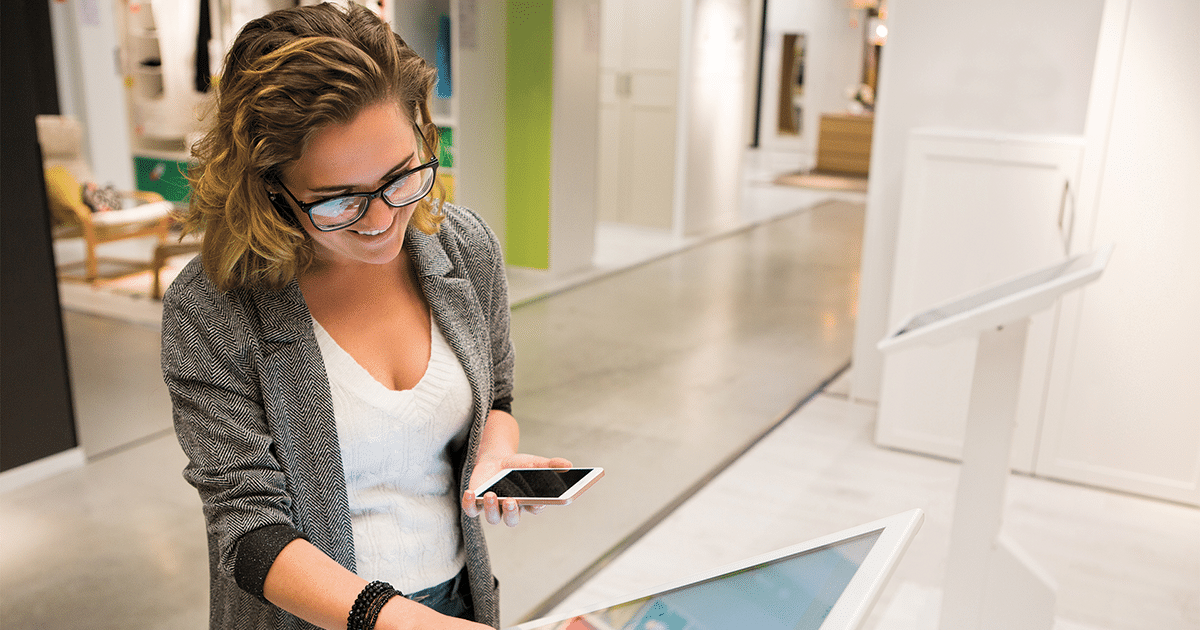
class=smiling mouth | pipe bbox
[350,219,392,236]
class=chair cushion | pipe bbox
[44,166,87,226]
[82,181,123,213]
[89,200,173,226]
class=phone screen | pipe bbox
[477,468,595,500]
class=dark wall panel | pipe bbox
[2,0,79,471]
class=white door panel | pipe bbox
[877,130,1084,471]
[597,0,682,231]
[628,108,678,229]
[598,103,622,222]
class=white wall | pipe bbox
[850,0,1105,404]
[678,0,752,236]
[48,0,135,189]
[452,0,509,245]
[756,0,862,172]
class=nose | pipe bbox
[357,194,395,229]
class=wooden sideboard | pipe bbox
[815,113,874,176]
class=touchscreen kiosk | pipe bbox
[877,245,1112,630]
[879,244,1113,352]
[511,509,923,630]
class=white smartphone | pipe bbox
[472,467,604,506]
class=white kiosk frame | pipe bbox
[511,509,925,630]
[878,245,1113,630]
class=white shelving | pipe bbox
[393,0,507,239]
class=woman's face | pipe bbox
[279,101,422,269]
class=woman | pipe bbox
[161,4,566,629]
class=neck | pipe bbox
[302,247,413,290]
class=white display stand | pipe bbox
[878,245,1113,630]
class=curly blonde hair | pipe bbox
[183,3,443,292]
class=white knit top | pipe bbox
[313,317,472,594]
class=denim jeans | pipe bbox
[406,567,475,621]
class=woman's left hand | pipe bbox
[462,453,573,527]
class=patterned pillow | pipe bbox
[81,181,122,213]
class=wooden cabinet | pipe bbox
[815,113,874,176]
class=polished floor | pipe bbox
[2,175,1197,630]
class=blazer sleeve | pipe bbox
[160,269,307,599]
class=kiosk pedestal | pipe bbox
[878,246,1113,630]
[941,318,1055,630]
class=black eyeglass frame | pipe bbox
[275,129,440,232]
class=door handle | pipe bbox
[1057,179,1075,255]
[617,73,632,98]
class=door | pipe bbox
[876,130,1084,472]
[598,0,682,230]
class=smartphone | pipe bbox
[472,467,604,506]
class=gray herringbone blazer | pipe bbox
[162,205,510,629]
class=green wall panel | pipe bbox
[505,1,553,269]
[134,155,191,203]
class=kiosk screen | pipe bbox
[527,529,883,630]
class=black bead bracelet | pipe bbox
[348,581,401,630]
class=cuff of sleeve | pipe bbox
[233,523,308,602]
[491,396,512,414]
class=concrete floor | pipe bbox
[3,177,1196,630]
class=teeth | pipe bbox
[351,217,393,236]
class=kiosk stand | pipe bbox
[878,245,1113,630]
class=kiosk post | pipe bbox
[939,318,1055,630]
[877,245,1112,630]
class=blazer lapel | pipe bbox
[408,228,493,491]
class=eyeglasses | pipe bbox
[276,130,439,232]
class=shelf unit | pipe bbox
[118,1,206,203]
[392,0,507,238]
[391,1,457,203]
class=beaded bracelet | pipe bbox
[362,587,398,630]
[348,581,401,630]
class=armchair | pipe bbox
[36,114,173,284]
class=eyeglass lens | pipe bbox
[308,165,435,229]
